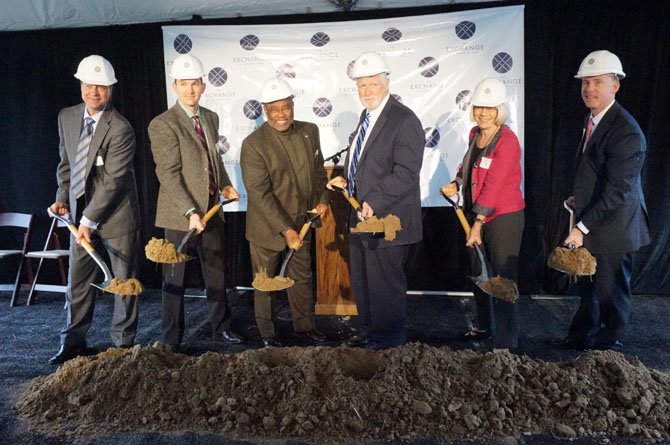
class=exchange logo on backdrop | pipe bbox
[455,21,476,40]
[310,32,330,47]
[391,93,403,104]
[277,64,295,78]
[456,90,472,111]
[208,67,228,87]
[419,57,439,78]
[217,135,230,155]
[243,100,262,120]
[240,34,260,51]
[313,98,333,118]
[173,34,192,53]
[424,127,441,148]
[382,27,403,42]
[493,52,514,73]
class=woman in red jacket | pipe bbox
[441,77,525,352]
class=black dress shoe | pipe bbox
[346,335,371,347]
[217,329,244,344]
[595,340,624,352]
[262,337,283,348]
[295,329,327,343]
[549,338,586,351]
[49,344,86,365]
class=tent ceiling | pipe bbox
[1,0,499,32]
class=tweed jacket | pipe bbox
[241,121,328,252]
[55,103,140,238]
[149,103,232,231]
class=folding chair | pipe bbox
[24,217,70,305]
[0,212,34,306]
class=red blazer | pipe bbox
[455,126,524,223]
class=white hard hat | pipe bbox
[350,52,390,79]
[74,55,117,86]
[471,77,507,107]
[574,50,626,79]
[260,78,294,104]
[169,54,206,79]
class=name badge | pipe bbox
[95,155,104,166]
[479,157,492,169]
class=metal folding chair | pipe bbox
[0,212,34,306]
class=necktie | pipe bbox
[71,117,95,199]
[582,117,594,152]
[348,112,371,196]
[192,115,217,196]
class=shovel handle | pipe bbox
[441,193,471,238]
[331,185,363,212]
[48,208,96,255]
[202,197,236,224]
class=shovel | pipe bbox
[176,197,236,254]
[47,207,114,293]
[440,193,519,302]
[252,212,321,292]
[547,199,597,276]
[330,184,402,240]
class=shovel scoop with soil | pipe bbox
[47,208,143,296]
[252,212,321,292]
[145,197,235,264]
[331,185,402,241]
[547,199,597,277]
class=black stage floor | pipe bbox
[1,288,669,445]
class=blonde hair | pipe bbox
[470,103,509,126]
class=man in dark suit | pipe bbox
[241,78,329,348]
[327,52,424,350]
[148,53,242,350]
[559,50,651,351]
[49,55,141,364]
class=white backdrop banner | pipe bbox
[162,5,524,211]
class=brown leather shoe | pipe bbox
[49,344,86,365]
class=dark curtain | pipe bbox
[1,0,668,295]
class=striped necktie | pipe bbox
[348,112,371,196]
[192,115,217,196]
[71,117,95,199]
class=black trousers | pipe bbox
[567,251,633,347]
[161,213,230,347]
[468,210,524,349]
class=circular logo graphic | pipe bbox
[276,64,296,79]
[240,34,260,51]
[346,60,356,80]
[492,52,514,73]
[455,21,476,40]
[419,57,439,78]
[173,34,193,54]
[208,67,228,87]
[382,27,402,42]
[391,93,403,104]
[456,90,472,110]
[310,32,330,47]
[243,100,263,120]
[312,98,333,117]
[217,135,230,155]
[424,127,440,148]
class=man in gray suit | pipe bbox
[557,50,651,352]
[49,55,141,364]
[149,53,242,350]
[327,52,424,350]
[241,78,329,348]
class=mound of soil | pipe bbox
[16,343,670,443]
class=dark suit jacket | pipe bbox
[574,101,651,254]
[344,95,424,248]
[149,103,232,231]
[56,103,139,238]
[241,121,328,252]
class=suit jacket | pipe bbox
[149,103,232,231]
[574,101,651,254]
[241,121,328,251]
[344,95,424,248]
[56,103,139,238]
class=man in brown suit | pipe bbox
[240,78,329,348]
[148,53,242,350]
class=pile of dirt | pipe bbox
[105,278,144,296]
[16,343,670,443]
[548,246,597,277]
[145,237,189,263]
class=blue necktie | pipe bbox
[71,117,95,199]
[348,112,371,196]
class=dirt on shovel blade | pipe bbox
[548,246,597,277]
[145,237,189,264]
[105,278,144,296]
[252,270,295,292]
[350,214,402,241]
[480,276,519,302]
